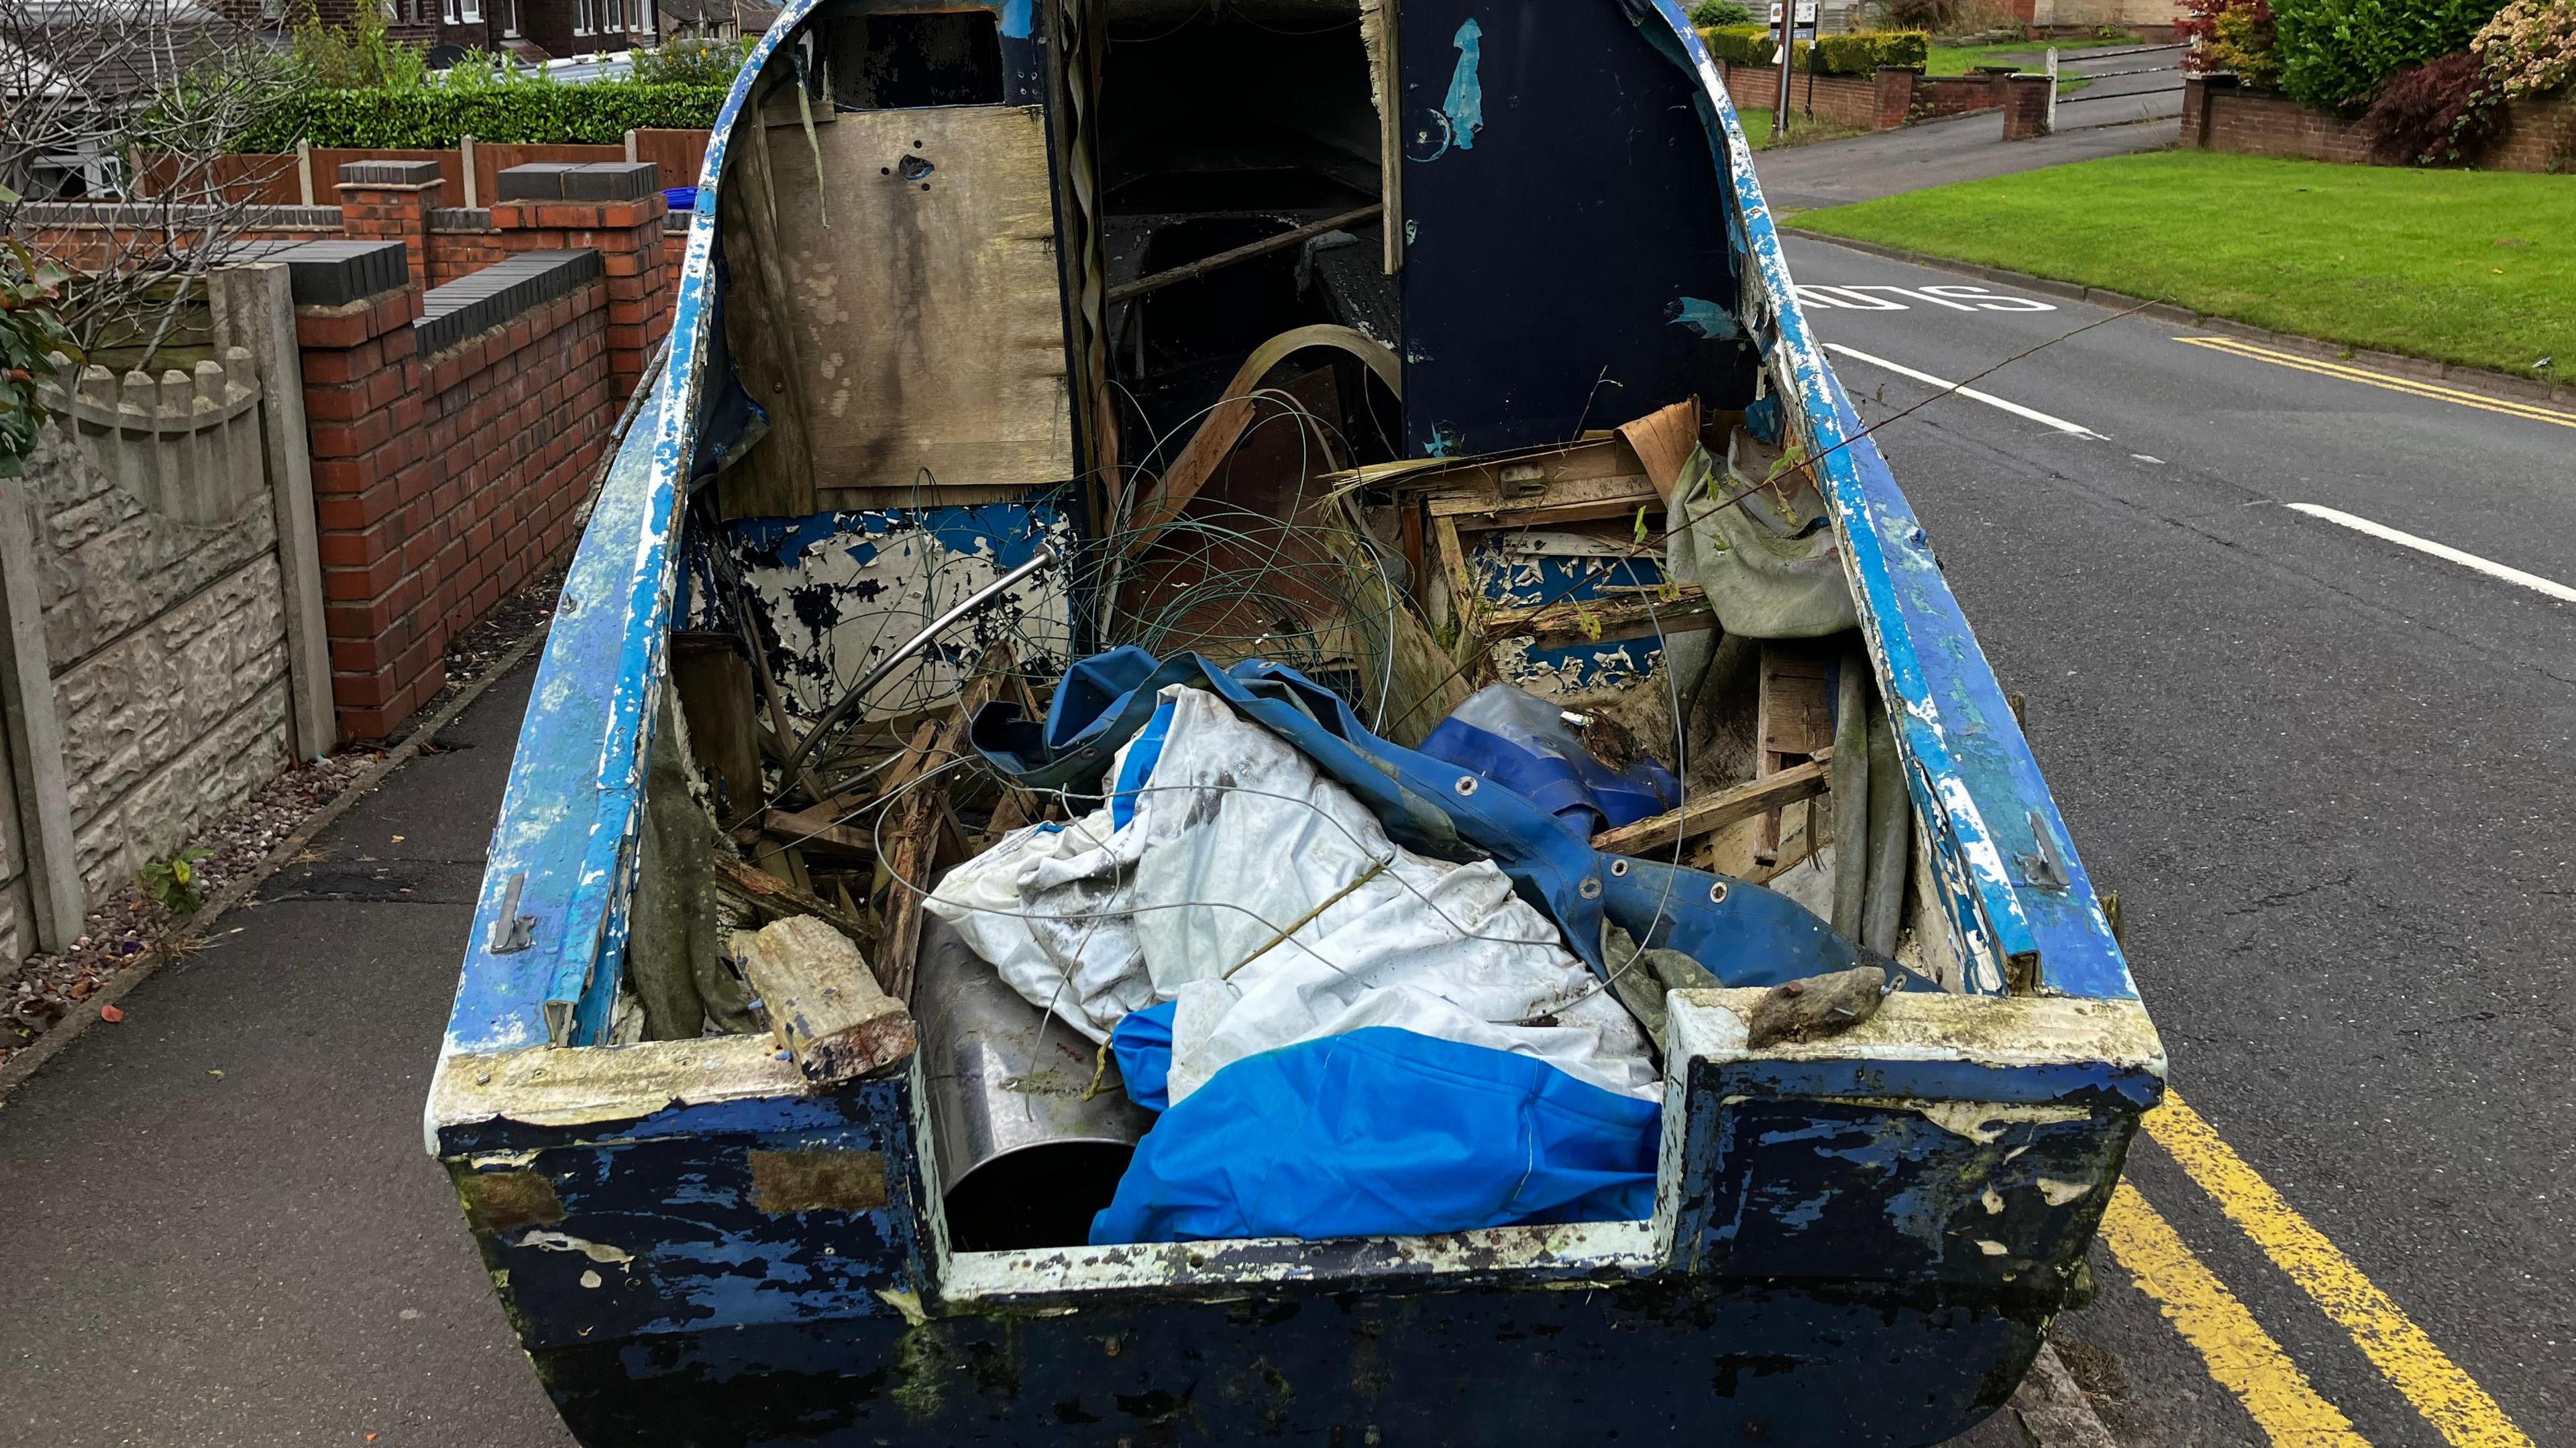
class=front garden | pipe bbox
[2183,0,2575,166]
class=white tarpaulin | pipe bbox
[926,685,1658,1105]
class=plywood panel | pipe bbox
[763,105,1073,495]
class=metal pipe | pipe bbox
[771,543,1061,791]
[915,915,1154,1251]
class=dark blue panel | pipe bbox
[1398,0,1748,456]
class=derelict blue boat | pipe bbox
[428,1,2163,1442]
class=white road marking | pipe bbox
[1796,283,2057,313]
[2133,453,2165,463]
[2286,504,2576,604]
[1823,343,2108,439]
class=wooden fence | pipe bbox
[142,130,714,207]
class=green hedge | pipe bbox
[233,81,732,151]
[1698,26,1931,75]
[2270,0,2507,111]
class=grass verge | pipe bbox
[1737,109,1865,150]
[1791,151,2575,380]
[1921,32,2146,78]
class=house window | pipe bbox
[502,0,519,34]
[461,0,481,20]
[441,0,458,21]
[574,0,593,33]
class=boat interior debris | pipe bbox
[433,2,2153,1437]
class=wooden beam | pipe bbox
[733,915,915,1082]
[1106,203,1383,306]
[1591,750,1835,858]
[1481,590,1715,647]
[762,805,873,855]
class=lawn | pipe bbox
[1790,151,2576,380]
[1919,32,2147,78]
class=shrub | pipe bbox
[2361,50,2503,161]
[290,5,428,90]
[631,32,757,88]
[1689,1,1754,25]
[1698,24,1930,72]
[2472,0,2576,100]
[2271,0,2510,110]
[0,237,79,480]
[233,80,731,149]
[2181,0,2282,87]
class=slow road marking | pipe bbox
[1823,343,2107,439]
[2098,1181,2372,1448]
[2148,1094,2539,1448]
[2287,504,2576,605]
[2176,336,2576,431]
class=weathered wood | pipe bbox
[1829,645,1873,939]
[762,805,873,855]
[1591,750,1833,858]
[1756,641,1836,862]
[876,653,1023,1002]
[1480,590,1716,647]
[1107,203,1383,305]
[713,855,882,958]
[1124,324,1401,544]
[671,632,763,821]
[764,105,1075,494]
[733,915,916,1082]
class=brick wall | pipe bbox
[1716,60,2006,133]
[294,245,616,738]
[2002,74,2055,139]
[2187,75,2573,172]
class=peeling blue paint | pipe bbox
[997,0,1032,38]
[1669,295,1741,340]
[1442,18,1485,151]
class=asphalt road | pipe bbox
[1784,235,2576,1447]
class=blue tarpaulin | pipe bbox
[1095,1025,1660,1243]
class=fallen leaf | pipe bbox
[390,836,405,843]
[99,1004,125,1023]
[207,1069,224,1079]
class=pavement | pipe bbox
[0,661,578,1447]
[1782,234,2575,1447]
[1754,44,2184,213]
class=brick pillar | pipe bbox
[2182,73,2236,149]
[336,160,447,290]
[1875,66,1919,130]
[291,241,444,740]
[488,161,672,397]
[2002,74,2055,140]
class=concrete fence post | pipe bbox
[211,262,342,760]
[0,480,85,951]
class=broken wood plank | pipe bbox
[713,855,883,959]
[762,805,873,855]
[1755,641,1837,861]
[874,651,1024,1002]
[1591,750,1834,857]
[734,915,915,1082]
[1480,590,1715,647]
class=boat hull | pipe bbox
[533,1284,2044,1446]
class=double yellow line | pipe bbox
[2102,1091,2534,1447]
[2174,336,2576,431]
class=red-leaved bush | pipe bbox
[2361,50,2502,163]
[2180,0,2284,87]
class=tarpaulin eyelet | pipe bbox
[1609,858,1630,877]
[1709,881,1730,904]
[1578,877,1602,899]
[1452,776,1479,796]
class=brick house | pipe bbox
[380,0,653,62]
